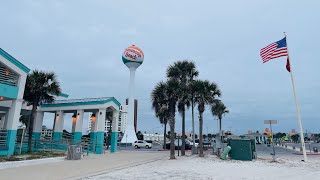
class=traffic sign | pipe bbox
[264,120,277,124]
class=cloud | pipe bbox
[120,27,137,35]
[1,1,320,134]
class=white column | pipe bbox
[91,111,97,133]
[95,109,106,154]
[6,73,27,131]
[33,111,44,133]
[6,100,23,131]
[112,110,119,133]
[53,110,64,132]
[89,111,97,151]
[33,111,44,140]
[96,109,106,132]
[74,110,84,133]
[6,74,26,155]
[72,110,84,142]
[111,109,119,152]
[53,110,64,140]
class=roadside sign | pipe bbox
[264,120,277,124]
[264,119,278,162]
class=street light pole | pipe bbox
[269,122,276,162]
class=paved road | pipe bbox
[256,144,295,156]
[0,151,168,180]
[117,143,163,151]
[284,142,320,152]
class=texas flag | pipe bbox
[286,57,291,72]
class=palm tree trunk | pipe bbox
[199,112,204,157]
[181,109,186,156]
[169,118,175,159]
[219,118,223,150]
[28,104,37,152]
[191,98,196,154]
[163,120,167,150]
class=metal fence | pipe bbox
[0,129,109,156]
[0,130,8,151]
[18,132,100,155]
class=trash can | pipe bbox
[67,145,82,160]
[313,147,318,153]
[227,139,256,161]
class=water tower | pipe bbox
[121,45,144,144]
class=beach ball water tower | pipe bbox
[121,45,144,144]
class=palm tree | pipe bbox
[19,114,30,126]
[211,100,229,132]
[23,70,61,152]
[151,82,170,149]
[151,82,169,150]
[167,60,198,156]
[151,80,180,159]
[165,79,180,159]
[192,80,221,157]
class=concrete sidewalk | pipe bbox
[0,151,167,180]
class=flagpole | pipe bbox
[284,32,307,162]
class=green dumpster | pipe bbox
[227,139,256,161]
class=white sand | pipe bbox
[85,155,320,180]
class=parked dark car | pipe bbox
[145,140,153,144]
[165,139,192,150]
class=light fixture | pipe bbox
[72,114,77,123]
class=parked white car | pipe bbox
[189,139,199,147]
[133,140,153,149]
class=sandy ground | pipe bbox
[85,154,320,180]
[1,149,320,180]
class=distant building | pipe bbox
[86,100,134,134]
[143,133,164,141]
[119,98,138,133]
[118,104,128,133]
[87,112,111,134]
[41,126,53,139]
[288,129,299,136]
[177,133,192,138]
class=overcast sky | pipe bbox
[1,1,319,135]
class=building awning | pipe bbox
[0,48,30,74]
[40,97,120,108]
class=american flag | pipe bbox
[260,37,288,63]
